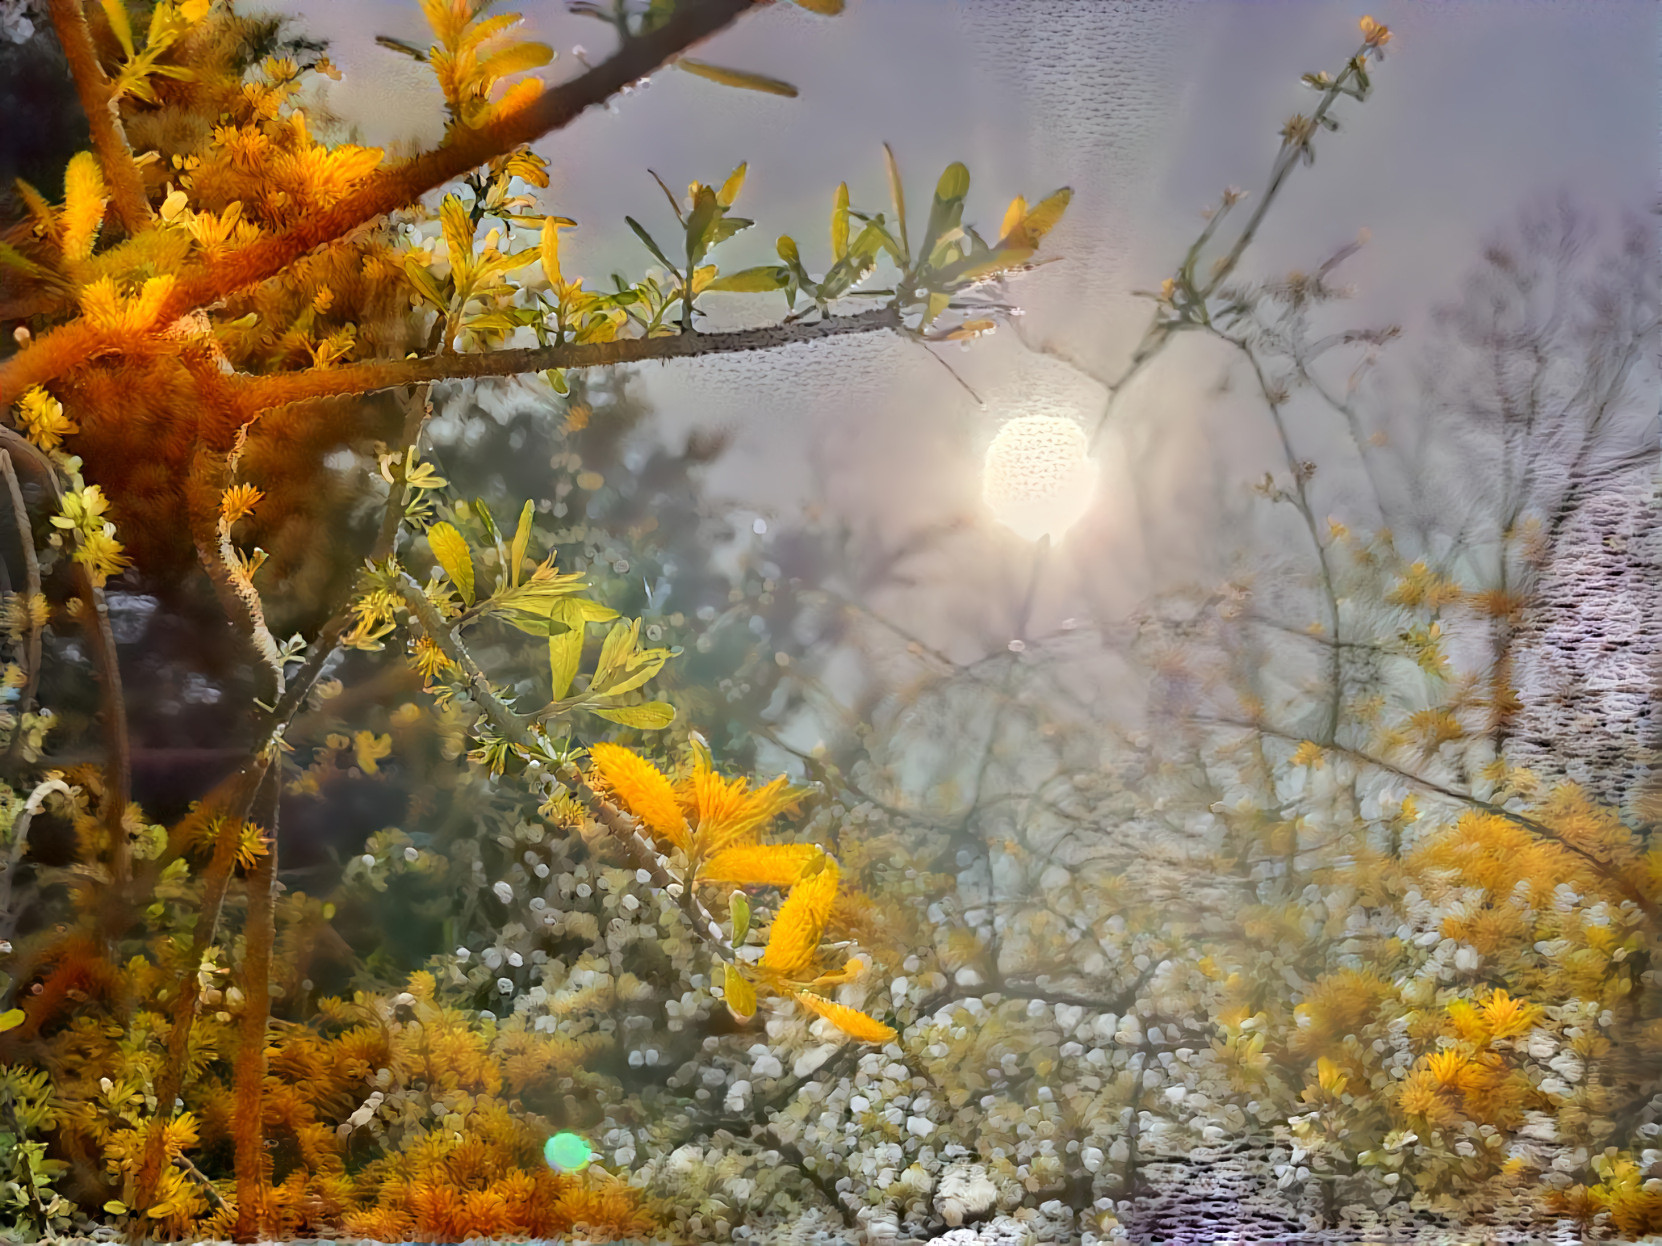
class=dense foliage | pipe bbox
[0,3,1657,1244]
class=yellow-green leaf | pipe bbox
[593,701,676,730]
[831,181,850,260]
[440,194,475,276]
[427,521,475,606]
[790,0,845,11]
[730,890,751,945]
[103,1200,129,1216]
[477,40,554,88]
[539,216,574,288]
[882,143,908,262]
[403,255,448,309]
[1020,187,1072,242]
[705,265,789,294]
[723,963,757,1021]
[508,499,534,588]
[717,162,748,208]
[0,1007,24,1032]
[677,59,799,98]
[548,600,584,701]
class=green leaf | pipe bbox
[676,59,799,98]
[548,600,584,701]
[790,0,844,11]
[103,1200,129,1216]
[704,265,789,293]
[723,962,756,1020]
[594,701,677,730]
[99,0,136,58]
[730,890,751,945]
[717,162,748,208]
[508,500,535,588]
[625,216,676,271]
[919,161,969,269]
[427,522,475,606]
[684,183,721,267]
[830,182,850,261]
[0,1007,23,1033]
[882,143,910,264]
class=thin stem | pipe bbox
[0,451,42,768]
[231,766,279,1242]
[1232,336,1344,744]
[47,0,155,237]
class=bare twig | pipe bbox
[0,451,43,767]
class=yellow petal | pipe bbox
[700,843,823,887]
[589,743,691,852]
[794,991,894,1043]
[759,857,838,979]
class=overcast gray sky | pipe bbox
[263,0,1659,656]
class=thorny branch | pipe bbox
[46,0,155,237]
[394,572,734,958]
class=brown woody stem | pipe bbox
[47,0,155,237]
[233,308,901,413]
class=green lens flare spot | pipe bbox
[544,1131,592,1173]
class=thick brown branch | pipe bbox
[0,0,761,406]
[234,308,901,413]
[47,0,155,237]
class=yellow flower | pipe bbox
[219,483,264,525]
[1359,15,1392,49]
[1291,740,1325,770]
[411,634,452,681]
[589,743,691,853]
[16,386,77,451]
[73,529,131,587]
[1479,988,1541,1041]
[1423,1048,1471,1089]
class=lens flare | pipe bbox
[544,1131,593,1173]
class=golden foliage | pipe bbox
[588,742,690,851]
[793,990,896,1044]
[759,858,840,980]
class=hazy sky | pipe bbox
[261,0,1659,654]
